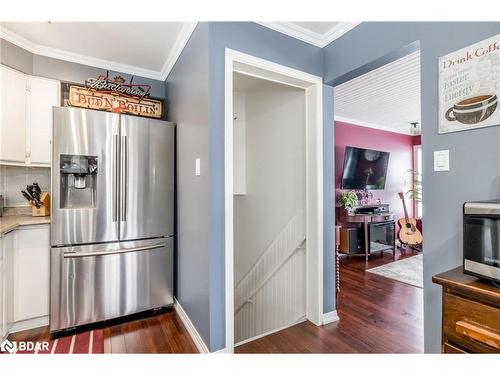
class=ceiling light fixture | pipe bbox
[409,121,420,136]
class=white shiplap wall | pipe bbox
[334,50,421,134]
[234,210,306,344]
[235,245,306,345]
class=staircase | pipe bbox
[234,210,306,344]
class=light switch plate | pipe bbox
[434,150,450,172]
[195,158,201,176]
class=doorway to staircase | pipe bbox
[224,49,324,352]
[232,71,307,345]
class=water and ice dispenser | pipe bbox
[59,154,98,208]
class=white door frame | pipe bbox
[224,48,324,353]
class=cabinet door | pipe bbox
[13,225,50,322]
[1,231,15,336]
[0,65,27,164]
[28,77,60,166]
[0,237,3,339]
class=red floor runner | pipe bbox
[5,329,104,354]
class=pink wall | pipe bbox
[335,120,420,221]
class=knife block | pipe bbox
[32,192,50,217]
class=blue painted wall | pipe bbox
[324,22,500,353]
[166,21,500,354]
[166,23,211,346]
[206,22,332,351]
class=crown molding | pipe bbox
[0,25,37,54]
[256,22,361,48]
[334,115,414,135]
[321,22,362,46]
[160,22,197,80]
[0,23,198,81]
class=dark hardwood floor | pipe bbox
[103,309,198,353]
[10,249,422,354]
[8,309,198,354]
[236,248,424,353]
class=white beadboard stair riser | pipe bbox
[234,210,307,344]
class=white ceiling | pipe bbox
[334,50,421,135]
[0,22,197,80]
[256,22,361,47]
[0,22,360,81]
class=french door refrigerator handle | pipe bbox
[63,242,165,258]
[121,135,128,222]
[112,134,119,222]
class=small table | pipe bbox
[338,208,395,260]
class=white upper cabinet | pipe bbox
[0,65,60,167]
[28,77,60,166]
[0,65,27,164]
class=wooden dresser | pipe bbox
[433,267,500,353]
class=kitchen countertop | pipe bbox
[0,215,51,236]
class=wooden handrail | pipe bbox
[235,242,305,314]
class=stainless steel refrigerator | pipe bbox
[50,106,175,332]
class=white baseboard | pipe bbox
[174,298,209,354]
[235,316,307,347]
[322,310,339,325]
[212,347,229,353]
[8,315,49,335]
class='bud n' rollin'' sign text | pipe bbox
[66,74,163,119]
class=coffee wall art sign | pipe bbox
[439,33,500,134]
[65,73,163,119]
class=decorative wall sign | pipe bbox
[84,74,151,99]
[64,72,163,119]
[68,85,162,118]
[439,34,500,134]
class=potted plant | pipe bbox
[407,169,422,203]
[338,191,359,213]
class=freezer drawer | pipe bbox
[50,237,173,332]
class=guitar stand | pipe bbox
[400,242,423,253]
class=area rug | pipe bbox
[5,329,104,354]
[366,254,423,288]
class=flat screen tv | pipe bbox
[341,146,390,190]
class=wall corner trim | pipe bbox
[174,298,210,353]
[255,22,361,48]
[160,22,198,80]
[322,310,339,325]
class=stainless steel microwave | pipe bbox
[463,200,500,283]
